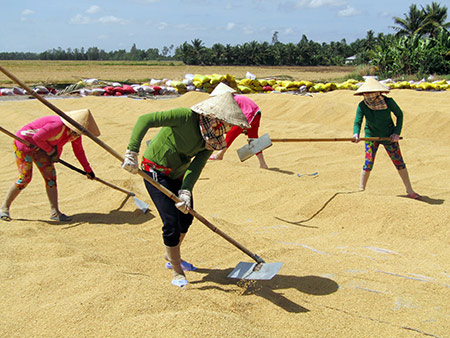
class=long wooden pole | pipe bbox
[0,65,264,264]
[271,137,402,142]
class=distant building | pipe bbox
[345,55,356,64]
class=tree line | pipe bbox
[0,45,168,62]
[1,2,448,79]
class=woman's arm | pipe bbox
[71,137,93,173]
[353,104,364,135]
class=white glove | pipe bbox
[352,133,360,143]
[390,133,400,142]
[122,149,139,174]
[175,189,191,214]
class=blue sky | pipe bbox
[1,1,424,53]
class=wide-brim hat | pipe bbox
[210,82,237,96]
[354,77,390,96]
[191,92,250,128]
[62,109,101,137]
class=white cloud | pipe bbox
[98,16,128,25]
[20,9,35,22]
[86,5,101,14]
[337,5,361,17]
[226,22,235,31]
[284,28,293,34]
[155,22,168,30]
[296,0,346,8]
[21,9,35,16]
[70,14,91,25]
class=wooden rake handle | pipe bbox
[271,137,402,142]
[58,159,135,197]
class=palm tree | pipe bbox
[421,2,450,38]
[175,42,194,64]
[223,44,237,65]
[392,4,426,37]
[191,39,205,65]
[211,43,226,65]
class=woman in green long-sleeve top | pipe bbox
[351,77,421,200]
[122,92,250,287]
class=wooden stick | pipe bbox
[271,137,402,142]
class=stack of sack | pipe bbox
[1,73,449,98]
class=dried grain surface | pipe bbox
[0,81,449,337]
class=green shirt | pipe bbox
[127,107,212,191]
[353,97,403,143]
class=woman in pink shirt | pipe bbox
[0,109,100,222]
[208,83,269,169]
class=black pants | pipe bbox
[143,170,193,247]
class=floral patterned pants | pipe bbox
[13,144,57,189]
[363,141,406,171]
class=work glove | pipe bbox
[47,147,59,162]
[351,133,360,143]
[86,171,95,180]
[390,133,400,142]
[175,189,191,214]
[122,149,139,174]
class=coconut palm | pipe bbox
[191,39,206,65]
[421,2,450,38]
[211,43,226,65]
[175,42,194,64]
[392,4,426,37]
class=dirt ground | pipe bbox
[0,88,449,337]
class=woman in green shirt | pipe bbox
[352,77,421,200]
[122,92,250,287]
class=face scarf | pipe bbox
[198,115,228,151]
[363,92,388,110]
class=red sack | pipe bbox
[122,84,136,94]
[113,86,125,94]
[104,86,114,95]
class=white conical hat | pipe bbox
[61,109,101,137]
[210,82,237,96]
[354,77,390,96]
[191,92,250,128]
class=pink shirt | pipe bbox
[16,115,92,172]
[233,95,260,124]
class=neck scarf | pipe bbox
[363,93,388,110]
[198,115,227,151]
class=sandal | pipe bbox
[208,154,222,161]
[50,213,72,222]
[171,274,188,287]
[407,193,422,200]
[1,210,11,222]
[165,260,197,271]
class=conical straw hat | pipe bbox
[354,77,390,96]
[62,109,101,137]
[191,92,250,128]
[210,82,237,96]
